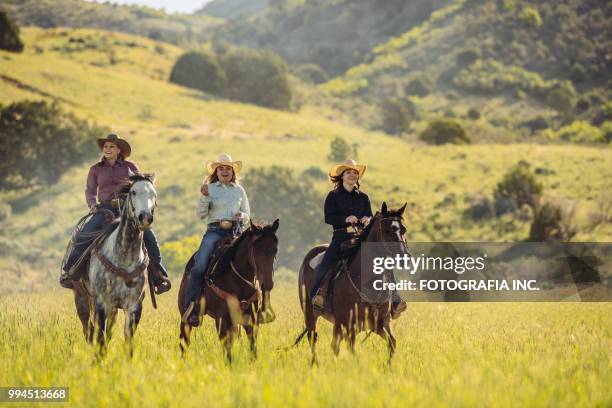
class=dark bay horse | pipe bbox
[72,172,157,356]
[295,202,408,364]
[178,220,279,362]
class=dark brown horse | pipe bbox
[178,220,279,362]
[295,202,407,365]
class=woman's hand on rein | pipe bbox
[360,216,371,226]
[345,215,359,224]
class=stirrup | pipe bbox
[312,293,325,312]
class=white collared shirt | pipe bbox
[196,181,250,224]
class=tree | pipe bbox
[419,119,470,145]
[381,99,412,135]
[495,161,543,210]
[0,10,24,52]
[242,166,326,269]
[328,137,357,162]
[219,47,292,110]
[169,51,226,95]
[0,101,106,189]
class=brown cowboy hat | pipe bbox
[206,153,242,176]
[329,159,366,178]
[97,134,131,158]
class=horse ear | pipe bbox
[381,202,388,215]
[272,218,279,232]
[399,202,407,215]
[146,172,156,184]
[128,168,136,178]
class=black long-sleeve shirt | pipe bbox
[324,186,373,232]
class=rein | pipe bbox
[207,234,261,312]
[345,215,405,304]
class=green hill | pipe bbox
[0,27,610,294]
[197,0,269,20]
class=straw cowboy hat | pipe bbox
[206,153,242,176]
[97,133,132,158]
[329,159,366,178]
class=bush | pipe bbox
[546,84,576,115]
[419,119,470,145]
[519,116,549,133]
[328,137,358,162]
[301,166,327,180]
[169,51,226,95]
[463,194,494,220]
[494,162,542,211]
[569,64,587,83]
[381,99,412,135]
[242,166,326,269]
[0,101,107,190]
[404,78,432,97]
[529,202,576,242]
[467,107,481,120]
[455,48,479,67]
[293,64,328,84]
[518,6,542,28]
[219,47,292,110]
[0,10,24,52]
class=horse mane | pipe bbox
[358,207,405,241]
[214,221,278,275]
[119,173,155,195]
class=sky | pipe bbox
[87,0,212,14]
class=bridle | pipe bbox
[207,231,269,312]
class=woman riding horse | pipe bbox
[60,134,171,294]
[310,160,407,317]
[183,153,251,326]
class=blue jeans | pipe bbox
[310,233,349,299]
[64,205,164,273]
[185,226,234,305]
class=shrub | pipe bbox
[576,97,590,113]
[0,10,24,52]
[529,202,576,242]
[169,51,226,95]
[463,194,494,220]
[293,64,328,84]
[546,84,576,115]
[242,166,326,269]
[301,166,327,180]
[404,78,432,97]
[467,107,481,120]
[0,101,106,190]
[419,119,470,145]
[518,6,542,28]
[219,47,292,110]
[519,116,549,133]
[381,99,412,135]
[455,48,479,67]
[328,137,357,162]
[569,64,587,83]
[494,162,542,210]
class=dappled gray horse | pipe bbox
[88,171,157,356]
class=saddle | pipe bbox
[309,237,361,313]
[184,236,235,280]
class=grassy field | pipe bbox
[0,283,610,407]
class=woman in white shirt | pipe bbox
[184,154,251,326]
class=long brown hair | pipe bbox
[331,170,360,191]
[206,167,239,184]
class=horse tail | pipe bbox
[292,327,308,347]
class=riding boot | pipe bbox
[59,267,75,289]
[148,261,171,294]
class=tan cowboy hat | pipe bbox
[329,159,366,178]
[206,153,242,176]
[97,133,131,158]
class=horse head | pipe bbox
[248,218,279,323]
[367,202,408,248]
[122,170,157,231]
